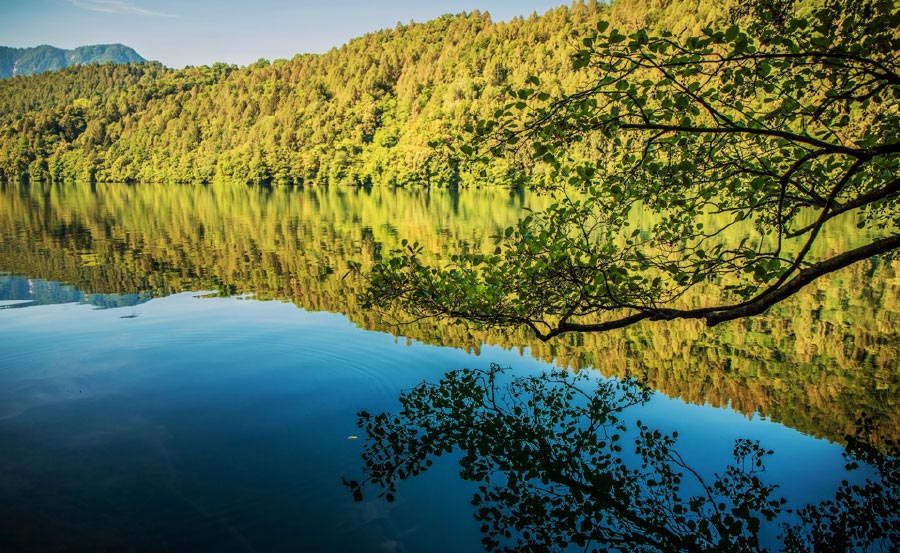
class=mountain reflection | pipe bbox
[0,180,898,446]
[348,365,899,552]
[0,275,149,309]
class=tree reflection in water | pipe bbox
[346,365,898,552]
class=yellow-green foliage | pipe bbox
[0,0,761,187]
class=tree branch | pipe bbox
[541,234,900,337]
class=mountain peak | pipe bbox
[0,43,146,79]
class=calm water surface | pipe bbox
[1,181,897,551]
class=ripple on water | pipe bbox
[1,293,436,428]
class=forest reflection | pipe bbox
[1,180,898,447]
[347,365,899,553]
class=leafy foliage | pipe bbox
[348,365,899,552]
[364,0,900,338]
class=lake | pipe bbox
[1,181,898,551]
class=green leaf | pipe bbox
[724,25,739,42]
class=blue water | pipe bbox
[0,286,862,552]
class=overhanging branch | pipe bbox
[541,234,900,338]
[702,234,900,326]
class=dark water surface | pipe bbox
[1,181,897,551]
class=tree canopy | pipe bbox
[1,0,811,189]
[0,3,602,186]
[363,0,900,339]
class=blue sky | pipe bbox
[1,0,570,68]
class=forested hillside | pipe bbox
[0,0,747,187]
[0,44,145,79]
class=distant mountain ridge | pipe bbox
[0,44,145,78]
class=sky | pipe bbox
[1,0,571,68]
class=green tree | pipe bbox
[363,0,900,339]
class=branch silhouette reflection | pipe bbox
[349,365,899,552]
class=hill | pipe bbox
[0,44,147,79]
[0,0,756,186]
[0,43,145,79]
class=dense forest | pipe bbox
[0,0,752,187]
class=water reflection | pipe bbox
[1,179,897,551]
[0,180,897,446]
[0,294,529,552]
[0,274,149,309]
[349,365,899,552]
